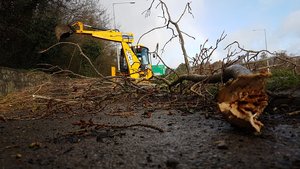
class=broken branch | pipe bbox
[72,119,164,132]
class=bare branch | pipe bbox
[224,41,274,56]
[152,51,179,78]
[142,0,156,17]
[181,31,195,40]
[176,2,193,23]
[137,24,168,45]
[192,32,227,75]
[161,34,177,54]
[39,42,104,78]
[141,0,194,74]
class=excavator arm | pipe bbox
[55,21,152,79]
[70,22,134,43]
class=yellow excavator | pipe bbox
[55,21,153,79]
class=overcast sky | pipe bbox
[100,0,300,68]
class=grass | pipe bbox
[267,69,300,91]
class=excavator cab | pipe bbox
[132,45,151,70]
[119,45,152,79]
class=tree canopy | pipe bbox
[0,0,115,76]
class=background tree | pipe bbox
[0,0,115,76]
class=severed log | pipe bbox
[170,64,271,132]
[218,71,270,133]
[169,64,253,86]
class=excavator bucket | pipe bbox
[55,25,73,41]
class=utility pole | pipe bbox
[253,29,269,72]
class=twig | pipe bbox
[72,119,164,132]
[288,110,300,116]
[32,94,63,102]
[190,82,204,97]
[35,64,89,78]
[39,42,104,78]
[142,0,194,74]
[39,43,127,89]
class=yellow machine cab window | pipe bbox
[132,46,150,69]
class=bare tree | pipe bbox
[192,31,227,75]
[140,0,195,74]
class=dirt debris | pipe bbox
[0,73,299,168]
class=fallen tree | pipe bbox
[217,69,270,133]
[129,0,272,132]
[166,64,270,133]
[35,1,280,133]
[3,0,297,135]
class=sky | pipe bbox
[100,0,300,68]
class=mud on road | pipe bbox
[1,99,299,169]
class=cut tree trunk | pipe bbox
[169,64,253,86]
[170,64,271,133]
[217,71,270,133]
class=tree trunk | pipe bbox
[170,64,271,133]
[217,70,270,133]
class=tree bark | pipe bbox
[169,64,252,87]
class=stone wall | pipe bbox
[0,67,49,97]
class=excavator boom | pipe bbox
[55,22,134,43]
[55,21,152,79]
